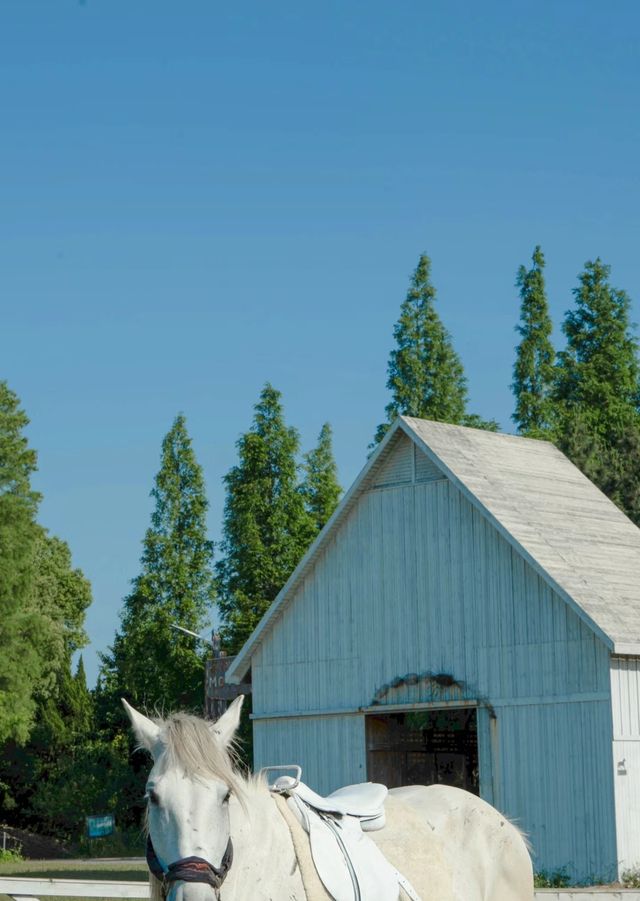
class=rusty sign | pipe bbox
[205,655,250,719]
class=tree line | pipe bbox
[1,245,638,844]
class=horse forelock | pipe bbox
[155,712,242,795]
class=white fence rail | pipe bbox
[0,876,150,899]
[1,877,639,900]
[535,894,640,900]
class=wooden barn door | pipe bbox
[365,707,479,793]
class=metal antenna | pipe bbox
[170,623,211,648]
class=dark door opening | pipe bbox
[365,707,479,793]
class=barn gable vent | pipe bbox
[370,433,445,490]
[414,445,443,482]
[371,433,414,488]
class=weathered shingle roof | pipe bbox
[404,417,640,653]
[228,417,640,680]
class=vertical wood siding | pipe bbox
[611,658,640,874]
[251,445,615,881]
[254,715,366,794]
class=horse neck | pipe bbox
[221,778,304,901]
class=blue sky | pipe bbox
[2,1,639,685]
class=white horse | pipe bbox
[123,696,533,901]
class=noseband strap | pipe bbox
[147,834,233,895]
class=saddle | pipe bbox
[272,772,388,831]
[263,767,422,901]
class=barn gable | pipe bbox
[228,417,640,684]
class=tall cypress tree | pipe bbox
[374,254,496,444]
[0,382,44,743]
[300,423,342,533]
[555,258,640,432]
[512,246,555,437]
[101,414,214,711]
[216,384,311,654]
[554,259,640,524]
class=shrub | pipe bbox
[623,867,640,888]
[534,867,571,888]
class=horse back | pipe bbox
[373,785,533,901]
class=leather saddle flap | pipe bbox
[295,781,388,819]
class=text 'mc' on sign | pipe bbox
[205,655,251,720]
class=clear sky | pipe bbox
[2,1,639,686]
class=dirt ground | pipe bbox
[0,824,71,860]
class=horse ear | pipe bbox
[121,698,161,754]
[212,694,244,747]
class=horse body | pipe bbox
[123,697,533,901]
[377,786,533,901]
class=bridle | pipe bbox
[146,834,233,899]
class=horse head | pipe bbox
[122,696,244,901]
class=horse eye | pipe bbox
[223,790,231,804]
[147,789,160,806]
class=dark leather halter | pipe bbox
[146,834,233,898]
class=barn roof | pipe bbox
[228,417,640,680]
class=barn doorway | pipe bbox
[365,707,479,793]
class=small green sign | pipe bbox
[86,814,115,837]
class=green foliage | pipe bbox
[1,653,148,842]
[553,259,640,524]
[462,413,500,432]
[216,384,313,654]
[622,867,640,888]
[0,384,90,745]
[554,258,639,433]
[0,381,43,743]
[0,848,23,863]
[23,531,92,707]
[100,414,215,713]
[28,734,140,840]
[374,254,494,443]
[558,411,640,525]
[533,867,570,888]
[75,828,145,859]
[300,423,342,533]
[512,246,556,437]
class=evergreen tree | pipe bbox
[216,384,311,654]
[300,423,342,533]
[554,259,640,524]
[100,414,214,712]
[554,258,640,434]
[68,656,94,738]
[512,246,556,436]
[374,254,496,443]
[27,530,92,697]
[0,382,43,743]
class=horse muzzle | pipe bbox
[147,835,233,899]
